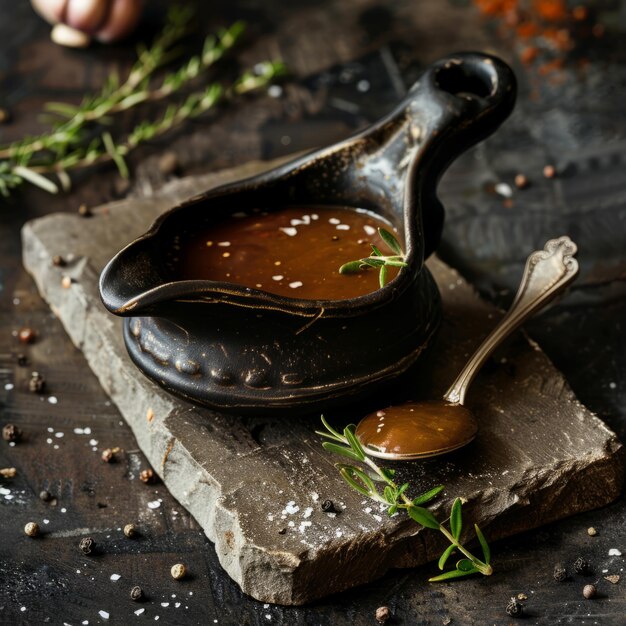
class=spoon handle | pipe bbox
[444,236,579,405]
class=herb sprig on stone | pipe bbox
[317,416,493,581]
[0,6,285,197]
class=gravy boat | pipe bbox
[99,53,516,415]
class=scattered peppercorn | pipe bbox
[130,585,144,601]
[29,371,46,393]
[514,174,529,189]
[587,527,597,536]
[101,448,115,463]
[375,606,391,623]
[18,327,36,344]
[52,255,66,267]
[543,164,557,179]
[139,468,154,484]
[39,489,52,502]
[278,527,286,535]
[24,522,40,537]
[171,563,186,580]
[321,499,337,513]
[582,584,596,599]
[0,467,17,478]
[78,203,92,217]
[61,275,73,289]
[124,523,137,538]
[79,537,95,555]
[517,593,528,601]
[574,557,590,574]
[16,354,28,367]
[506,597,524,618]
[554,564,567,582]
[0,108,10,124]
[2,423,21,442]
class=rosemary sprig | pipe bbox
[338,228,408,287]
[317,416,492,581]
[0,6,285,197]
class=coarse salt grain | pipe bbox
[134,609,145,615]
[363,225,376,235]
[329,218,340,224]
[289,281,303,289]
[279,227,297,237]
[272,275,284,281]
[161,602,169,607]
[148,500,161,509]
[4,383,14,390]
[303,507,313,518]
[110,574,121,581]
[336,224,350,230]
[609,548,622,556]
[99,611,109,620]
[55,432,64,438]
[48,396,58,404]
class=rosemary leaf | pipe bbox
[321,442,362,463]
[450,498,463,540]
[428,568,477,582]
[474,524,491,565]
[438,544,456,570]
[12,166,59,194]
[411,485,445,506]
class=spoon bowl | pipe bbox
[356,236,579,460]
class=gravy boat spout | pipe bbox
[99,52,516,415]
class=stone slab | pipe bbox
[22,160,625,605]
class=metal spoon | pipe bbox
[355,236,579,461]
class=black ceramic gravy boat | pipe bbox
[100,53,516,415]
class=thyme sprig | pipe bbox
[0,6,285,196]
[317,416,492,581]
[339,228,408,287]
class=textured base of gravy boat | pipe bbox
[100,52,516,415]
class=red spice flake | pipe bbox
[538,58,565,75]
[572,6,588,21]
[520,46,539,64]
[516,21,539,39]
[532,0,568,22]
[503,198,514,209]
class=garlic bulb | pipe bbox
[31,0,144,46]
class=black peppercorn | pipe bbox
[52,255,66,267]
[130,585,144,601]
[101,448,114,463]
[2,423,21,442]
[28,371,46,393]
[574,557,590,575]
[39,489,52,502]
[553,564,567,582]
[321,499,336,513]
[17,354,28,367]
[79,537,95,555]
[506,597,524,618]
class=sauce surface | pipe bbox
[173,206,400,300]
[355,401,478,459]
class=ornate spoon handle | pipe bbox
[444,236,579,405]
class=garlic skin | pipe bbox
[31,0,144,44]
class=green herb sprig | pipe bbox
[317,416,492,581]
[0,6,285,197]
[338,228,408,288]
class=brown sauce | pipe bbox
[173,206,400,300]
[355,401,478,459]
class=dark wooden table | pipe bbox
[1,1,625,624]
